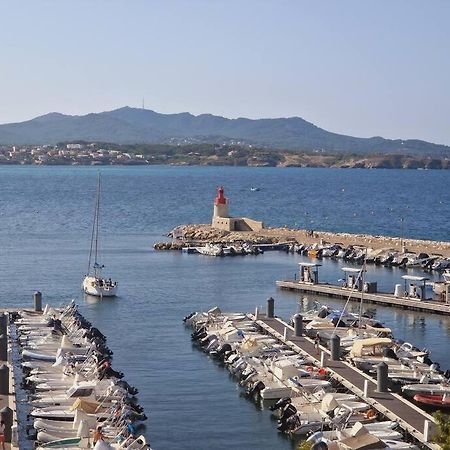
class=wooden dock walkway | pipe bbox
[276,280,450,315]
[253,313,439,449]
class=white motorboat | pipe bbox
[82,174,118,298]
[401,383,450,397]
[195,243,223,257]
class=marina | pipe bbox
[186,296,450,448]
[0,165,449,450]
[0,295,151,450]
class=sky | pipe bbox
[0,0,449,144]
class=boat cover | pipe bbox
[350,338,393,357]
[69,398,101,414]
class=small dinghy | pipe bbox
[413,393,450,409]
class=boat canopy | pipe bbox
[69,398,101,413]
[341,267,364,273]
[298,262,322,267]
[350,337,393,357]
[401,275,429,282]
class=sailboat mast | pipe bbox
[87,173,101,276]
[94,174,101,276]
[358,247,367,332]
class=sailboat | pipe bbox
[82,174,118,297]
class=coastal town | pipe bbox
[1,142,449,169]
[0,143,149,165]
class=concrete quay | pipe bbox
[0,307,20,450]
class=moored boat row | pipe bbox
[183,307,423,448]
[14,302,151,450]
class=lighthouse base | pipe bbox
[212,216,264,232]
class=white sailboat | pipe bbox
[82,174,118,297]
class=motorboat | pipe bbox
[413,393,450,409]
[82,174,118,298]
[402,383,450,397]
[195,243,223,257]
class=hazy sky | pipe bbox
[1,1,449,144]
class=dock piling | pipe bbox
[267,297,274,318]
[376,362,389,393]
[294,314,303,337]
[255,307,259,320]
[0,314,6,335]
[320,351,325,368]
[330,335,341,361]
[0,407,12,442]
[283,327,288,340]
[423,420,430,442]
[34,291,42,312]
[0,364,9,395]
[364,379,369,398]
[0,334,7,361]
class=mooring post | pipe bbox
[0,406,12,442]
[294,314,303,337]
[0,334,7,362]
[267,297,274,318]
[34,291,42,312]
[254,307,259,320]
[320,351,325,368]
[283,327,288,341]
[423,420,430,442]
[0,314,6,336]
[364,379,369,397]
[0,364,9,395]
[330,335,341,361]
[376,362,389,393]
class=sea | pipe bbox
[0,165,449,450]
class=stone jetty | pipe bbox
[154,224,450,258]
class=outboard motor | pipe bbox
[214,343,232,360]
[382,347,398,360]
[191,326,207,341]
[269,397,291,411]
[199,334,216,347]
[248,380,265,397]
[183,312,196,323]
[117,380,139,395]
[277,405,298,432]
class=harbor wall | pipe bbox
[168,224,450,257]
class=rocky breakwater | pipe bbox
[154,224,450,259]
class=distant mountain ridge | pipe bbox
[0,106,448,156]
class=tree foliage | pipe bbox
[433,412,450,449]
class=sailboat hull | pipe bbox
[82,276,118,297]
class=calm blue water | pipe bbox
[1,166,449,450]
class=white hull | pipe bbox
[82,277,117,297]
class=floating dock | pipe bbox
[253,311,439,449]
[276,280,450,315]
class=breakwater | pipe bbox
[154,224,450,268]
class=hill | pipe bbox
[0,107,448,156]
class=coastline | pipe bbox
[161,224,450,257]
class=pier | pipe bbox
[1,308,19,450]
[276,280,450,315]
[254,312,439,449]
